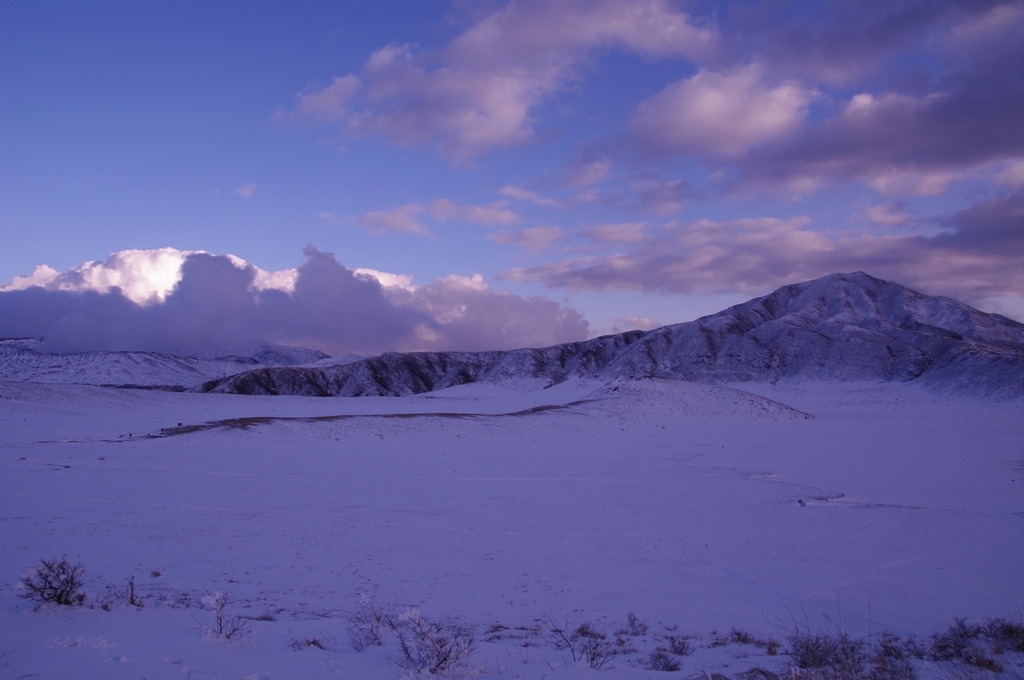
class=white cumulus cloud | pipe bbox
[0,247,588,354]
[633,64,813,158]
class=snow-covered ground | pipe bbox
[0,378,1020,678]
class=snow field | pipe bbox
[0,379,1020,678]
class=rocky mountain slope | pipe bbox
[202,273,1024,398]
[0,340,330,388]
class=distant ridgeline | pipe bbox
[0,341,333,391]
[200,273,1024,399]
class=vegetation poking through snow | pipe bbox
[18,556,86,606]
[644,646,682,671]
[389,608,476,674]
[100,573,145,610]
[346,594,393,651]
[13,564,1024,678]
[288,630,336,652]
[927,617,1024,673]
[342,597,476,674]
[195,591,251,640]
[543,616,618,669]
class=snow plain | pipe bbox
[0,377,1021,678]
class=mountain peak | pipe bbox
[201,273,1023,399]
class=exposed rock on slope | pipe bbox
[0,341,331,388]
[201,331,647,397]
[203,273,1024,398]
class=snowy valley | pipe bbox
[0,273,1021,679]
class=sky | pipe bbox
[0,0,1021,355]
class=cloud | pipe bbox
[500,190,1024,315]
[946,2,1024,50]
[500,185,561,207]
[489,225,565,253]
[289,75,361,123]
[428,198,521,226]
[860,203,911,228]
[353,267,414,291]
[582,222,647,244]
[353,199,521,235]
[1,248,204,304]
[564,157,612,187]
[614,315,661,332]
[283,0,716,158]
[572,173,702,215]
[994,159,1024,188]
[626,175,703,214]
[633,64,814,158]
[235,184,256,198]
[353,204,430,236]
[729,0,1011,85]
[724,14,1024,195]
[0,247,589,355]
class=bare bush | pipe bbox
[737,668,780,680]
[787,628,867,680]
[655,630,696,659]
[930,619,1001,672]
[544,616,617,669]
[196,591,251,640]
[868,632,919,680]
[645,647,683,671]
[732,628,758,645]
[620,612,648,636]
[289,630,336,652]
[720,628,781,655]
[347,595,394,651]
[19,556,86,606]
[984,616,1024,653]
[580,635,617,669]
[101,574,145,611]
[545,616,581,660]
[390,608,476,675]
[125,574,143,607]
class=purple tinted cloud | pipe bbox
[733,0,1010,84]
[629,2,1023,194]
[283,0,715,159]
[0,248,588,355]
[499,190,1024,310]
[352,199,522,237]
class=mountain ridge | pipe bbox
[201,272,1024,398]
[0,341,332,388]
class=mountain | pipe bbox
[202,273,1024,398]
[0,341,332,389]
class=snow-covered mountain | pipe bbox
[202,273,1024,398]
[0,341,331,388]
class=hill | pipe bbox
[201,272,1024,398]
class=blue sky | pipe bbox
[1,1,1021,354]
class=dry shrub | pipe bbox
[869,632,918,680]
[787,628,867,680]
[984,617,1024,653]
[289,630,336,652]
[390,608,476,674]
[737,667,780,680]
[544,616,617,669]
[645,647,682,671]
[196,591,251,640]
[930,619,1001,672]
[347,595,393,651]
[19,556,86,606]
